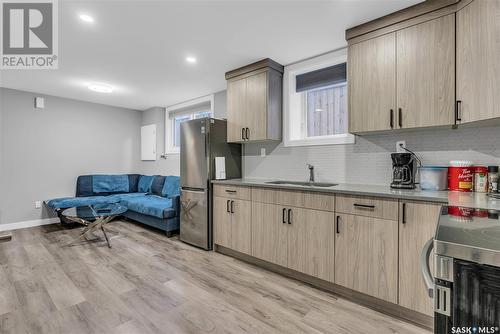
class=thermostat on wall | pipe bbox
[34,97,44,109]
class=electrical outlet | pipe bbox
[260,147,266,157]
[396,141,406,153]
[35,201,42,209]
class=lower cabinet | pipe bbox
[214,186,442,319]
[334,213,398,303]
[399,201,441,316]
[213,196,252,255]
[287,207,335,282]
[252,202,335,281]
[251,202,289,266]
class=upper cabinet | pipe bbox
[225,59,283,143]
[396,14,455,129]
[456,0,500,124]
[348,14,455,134]
[348,33,396,133]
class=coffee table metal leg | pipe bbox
[67,215,116,247]
[101,226,111,248]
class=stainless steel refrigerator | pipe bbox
[179,118,241,250]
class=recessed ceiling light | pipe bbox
[79,14,94,23]
[186,56,197,64]
[88,83,113,93]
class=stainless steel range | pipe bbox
[421,206,500,334]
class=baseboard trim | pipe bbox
[215,244,433,331]
[0,217,59,232]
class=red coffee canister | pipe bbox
[448,161,474,192]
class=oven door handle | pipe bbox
[420,238,435,299]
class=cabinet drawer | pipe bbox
[252,187,334,212]
[335,194,398,220]
[213,185,252,200]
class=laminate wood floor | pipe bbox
[0,220,430,334]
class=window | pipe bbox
[284,48,354,147]
[164,95,214,154]
[304,83,347,138]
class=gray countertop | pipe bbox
[212,178,500,210]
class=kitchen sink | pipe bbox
[266,180,338,188]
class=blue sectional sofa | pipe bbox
[47,174,180,237]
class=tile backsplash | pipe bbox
[243,125,500,185]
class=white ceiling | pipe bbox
[0,0,422,110]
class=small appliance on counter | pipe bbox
[179,118,242,250]
[390,152,417,189]
[421,205,500,333]
[419,166,448,191]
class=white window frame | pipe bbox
[283,48,355,147]
[164,94,214,155]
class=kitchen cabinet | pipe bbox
[230,199,252,254]
[227,78,246,142]
[396,14,455,129]
[213,195,252,255]
[348,14,455,133]
[252,201,335,281]
[348,33,396,133]
[399,201,441,316]
[335,194,398,220]
[251,202,288,266]
[456,0,500,124]
[287,207,335,282]
[225,59,283,143]
[334,213,398,303]
[252,187,334,212]
[213,196,232,248]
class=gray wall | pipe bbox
[139,90,227,175]
[0,88,142,224]
[243,125,500,185]
[140,106,180,175]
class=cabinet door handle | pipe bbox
[402,202,406,224]
[287,209,292,224]
[225,189,237,193]
[282,208,287,224]
[353,203,375,210]
[336,215,340,234]
[230,200,234,214]
[246,127,250,140]
[398,108,402,127]
[241,128,245,140]
[456,100,462,122]
[390,109,394,129]
[226,200,230,213]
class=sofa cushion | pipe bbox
[138,175,155,193]
[76,175,94,197]
[47,193,146,210]
[162,175,180,197]
[128,174,140,193]
[47,195,117,210]
[92,175,129,194]
[151,176,166,196]
[121,195,176,219]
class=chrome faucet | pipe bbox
[306,164,315,183]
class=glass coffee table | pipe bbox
[61,203,127,248]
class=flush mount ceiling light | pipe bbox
[87,83,113,93]
[186,56,197,64]
[79,14,94,23]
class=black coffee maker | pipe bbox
[391,153,416,189]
